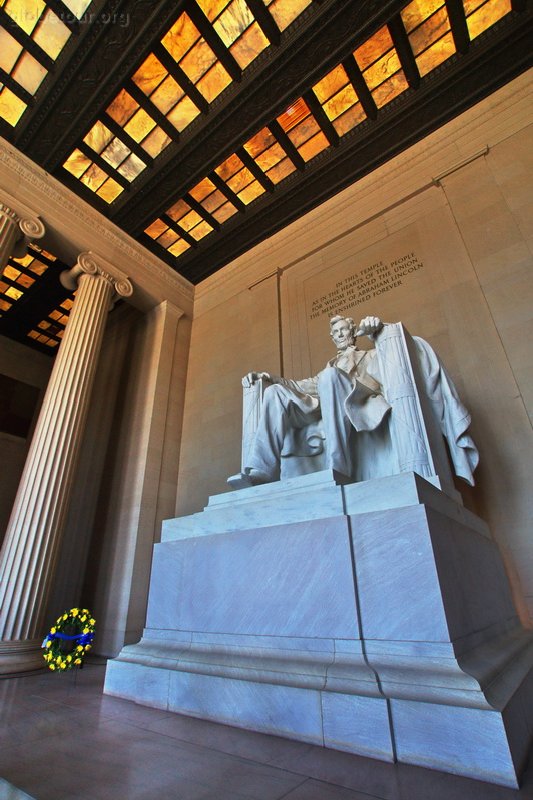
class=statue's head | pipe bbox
[329,315,356,350]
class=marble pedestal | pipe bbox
[105,471,533,788]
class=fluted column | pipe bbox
[0,202,45,268]
[0,252,133,674]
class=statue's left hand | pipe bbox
[356,316,383,338]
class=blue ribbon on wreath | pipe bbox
[41,631,95,648]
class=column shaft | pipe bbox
[0,254,132,672]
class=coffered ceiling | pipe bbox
[0,0,531,354]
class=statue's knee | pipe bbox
[263,384,284,406]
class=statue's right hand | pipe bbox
[242,371,272,388]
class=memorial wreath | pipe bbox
[42,607,95,671]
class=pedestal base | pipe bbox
[105,472,533,788]
[0,639,44,675]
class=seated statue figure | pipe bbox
[232,315,479,491]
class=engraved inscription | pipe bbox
[308,252,424,319]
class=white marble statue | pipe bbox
[236,315,479,489]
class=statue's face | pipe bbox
[330,319,353,350]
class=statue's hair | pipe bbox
[329,315,355,331]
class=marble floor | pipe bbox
[1,661,533,800]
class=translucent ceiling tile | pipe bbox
[212,202,238,223]
[323,83,360,124]
[179,209,203,232]
[238,181,265,204]
[298,131,328,162]
[15,273,35,288]
[63,149,91,178]
[157,229,179,248]
[107,89,138,127]
[226,166,255,194]
[464,0,511,40]
[80,163,107,191]
[33,9,70,59]
[84,121,114,154]
[6,285,23,300]
[265,0,313,32]
[168,238,190,257]
[167,96,200,132]
[196,61,231,102]
[117,152,146,181]
[277,97,310,133]
[313,65,351,105]
[101,138,131,169]
[180,37,217,83]
[0,29,23,73]
[401,0,443,34]
[189,220,213,240]
[407,5,451,56]
[62,0,93,18]
[244,127,276,159]
[4,0,45,35]
[0,87,27,126]
[415,31,455,77]
[355,25,395,72]
[287,115,318,148]
[162,13,201,63]
[124,108,156,143]
[372,71,409,108]
[214,0,254,47]
[197,0,231,22]
[189,176,217,202]
[3,266,20,281]
[133,53,168,96]
[96,179,124,203]
[201,188,229,214]
[364,49,403,91]
[145,219,168,239]
[0,298,13,312]
[332,103,365,136]
[12,51,47,94]
[142,127,172,158]
[259,143,290,174]
[167,199,192,223]
[151,75,184,114]
[230,22,269,69]
[215,152,244,182]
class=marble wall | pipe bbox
[177,70,533,622]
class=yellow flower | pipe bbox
[82,627,89,634]
[76,645,83,652]
[46,640,51,648]
[50,664,55,670]
[74,658,81,665]
[62,614,67,621]
[66,655,72,662]
[84,645,91,651]
[89,619,95,626]
[50,627,56,634]
[71,608,79,616]
[80,615,87,622]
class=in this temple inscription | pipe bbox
[309,252,424,319]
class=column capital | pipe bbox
[60,252,133,299]
[0,201,45,257]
